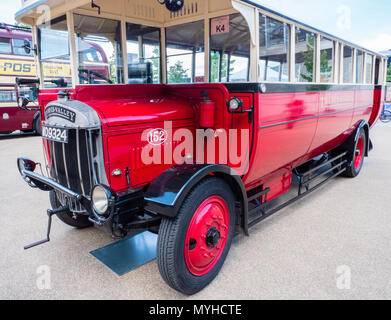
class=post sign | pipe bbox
[0,59,36,76]
[211,16,230,36]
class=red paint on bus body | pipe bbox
[39,83,384,201]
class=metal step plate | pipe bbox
[90,231,158,276]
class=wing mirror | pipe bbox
[16,77,40,111]
[22,38,37,55]
[18,96,31,110]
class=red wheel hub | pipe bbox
[184,195,230,276]
[354,136,364,170]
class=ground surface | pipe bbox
[1,123,390,300]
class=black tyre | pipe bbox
[343,128,367,178]
[157,177,236,295]
[49,190,92,228]
[34,114,42,136]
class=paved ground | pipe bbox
[1,123,390,300]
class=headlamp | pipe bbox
[92,185,111,216]
[227,97,243,112]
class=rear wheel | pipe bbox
[344,128,367,178]
[157,177,236,295]
[49,190,92,228]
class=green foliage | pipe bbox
[109,51,116,83]
[387,64,391,83]
[150,47,160,83]
[300,37,315,82]
[210,52,235,83]
[300,37,332,82]
[168,60,188,83]
[14,21,31,29]
[320,50,332,76]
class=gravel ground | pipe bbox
[0,123,390,300]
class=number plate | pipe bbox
[42,125,68,143]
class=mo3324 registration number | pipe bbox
[42,125,69,143]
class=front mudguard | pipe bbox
[144,164,249,234]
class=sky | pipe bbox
[1,0,390,52]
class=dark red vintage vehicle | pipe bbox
[0,24,41,134]
[16,0,387,294]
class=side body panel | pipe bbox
[369,86,385,126]
[38,83,377,201]
[243,85,376,199]
[0,105,36,132]
[244,91,318,193]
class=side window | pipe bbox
[343,46,353,83]
[39,15,73,88]
[319,36,334,83]
[295,28,315,82]
[0,90,16,102]
[83,49,103,63]
[12,38,33,56]
[365,54,373,84]
[356,50,364,84]
[259,15,289,82]
[126,23,161,84]
[166,20,204,84]
[0,37,11,54]
[74,14,123,85]
[210,13,250,83]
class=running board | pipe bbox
[246,152,348,229]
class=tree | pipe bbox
[168,60,188,83]
[300,37,315,82]
[14,21,31,29]
[150,47,160,83]
[387,64,391,83]
[320,50,332,80]
[109,50,117,83]
[210,52,235,83]
[300,37,332,82]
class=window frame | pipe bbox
[341,44,355,84]
[73,13,124,85]
[0,37,12,54]
[12,38,34,56]
[166,19,205,84]
[364,53,374,85]
[125,21,162,84]
[294,26,317,83]
[31,4,385,89]
[258,13,291,83]
[318,35,335,84]
[37,14,73,89]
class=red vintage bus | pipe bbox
[0,23,41,134]
[16,0,387,294]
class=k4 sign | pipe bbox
[211,15,230,35]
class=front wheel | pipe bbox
[344,128,367,178]
[157,177,236,295]
[34,114,42,136]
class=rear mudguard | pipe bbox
[144,164,248,233]
[342,120,370,157]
